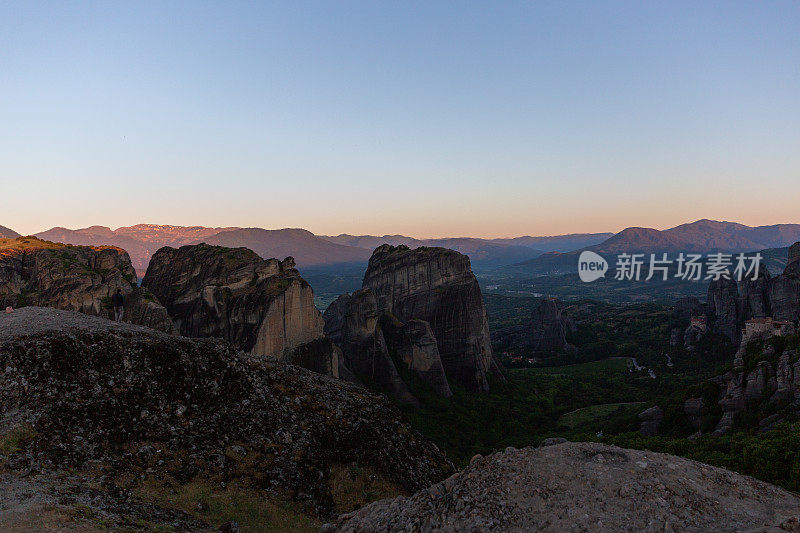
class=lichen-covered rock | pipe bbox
[0,236,174,333]
[324,442,800,532]
[142,244,324,363]
[0,307,454,518]
[362,245,503,393]
[323,289,417,404]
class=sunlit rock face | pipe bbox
[0,236,174,333]
[143,244,327,365]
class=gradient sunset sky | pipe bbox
[2,1,799,238]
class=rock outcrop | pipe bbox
[323,289,417,404]
[706,243,800,344]
[324,442,800,532]
[0,307,454,518]
[769,257,800,322]
[362,245,503,393]
[142,244,331,372]
[712,346,800,435]
[683,397,705,431]
[0,236,174,332]
[706,276,740,343]
[381,316,453,398]
[637,406,664,436]
[529,298,574,354]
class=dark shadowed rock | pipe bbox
[323,289,417,404]
[738,268,771,321]
[530,298,573,354]
[362,245,503,393]
[788,242,800,268]
[637,406,664,436]
[706,277,740,344]
[381,316,453,397]
[683,398,704,431]
[142,244,327,368]
[0,236,174,333]
[769,270,800,322]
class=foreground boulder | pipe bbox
[0,307,454,518]
[142,244,331,369]
[363,245,503,393]
[325,441,800,532]
[0,236,174,332]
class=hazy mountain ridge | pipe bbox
[512,220,800,275]
[320,232,612,256]
[0,225,21,239]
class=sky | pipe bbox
[2,1,799,238]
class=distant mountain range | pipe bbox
[512,220,800,275]
[12,225,610,276]
[2,219,796,278]
[0,225,20,239]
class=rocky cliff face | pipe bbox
[769,258,800,322]
[325,441,800,532]
[712,348,800,435]
[142,244,328,369]
[381,316,453,398]
[707,243,800,343]
[362,245,503,393]
[529,298,574,354]
[0,236,174,332]
[0,307,454,519]
[323,289,417,404]
[706,277,740,343]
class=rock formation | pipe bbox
[324,442,800,532]
[706,276,740,343]
[0,236,174,332]
[706,243,800,344]
[712,348,800,435]
[0,307,454,519]
[637,406,664,436]
[381,316,453,398]
[362,245,503,393]
[142,244,331,372]
[529,298,574,353]
[323,289,417,404]
[683,397,704,431]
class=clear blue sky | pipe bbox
[2,1,799,237]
